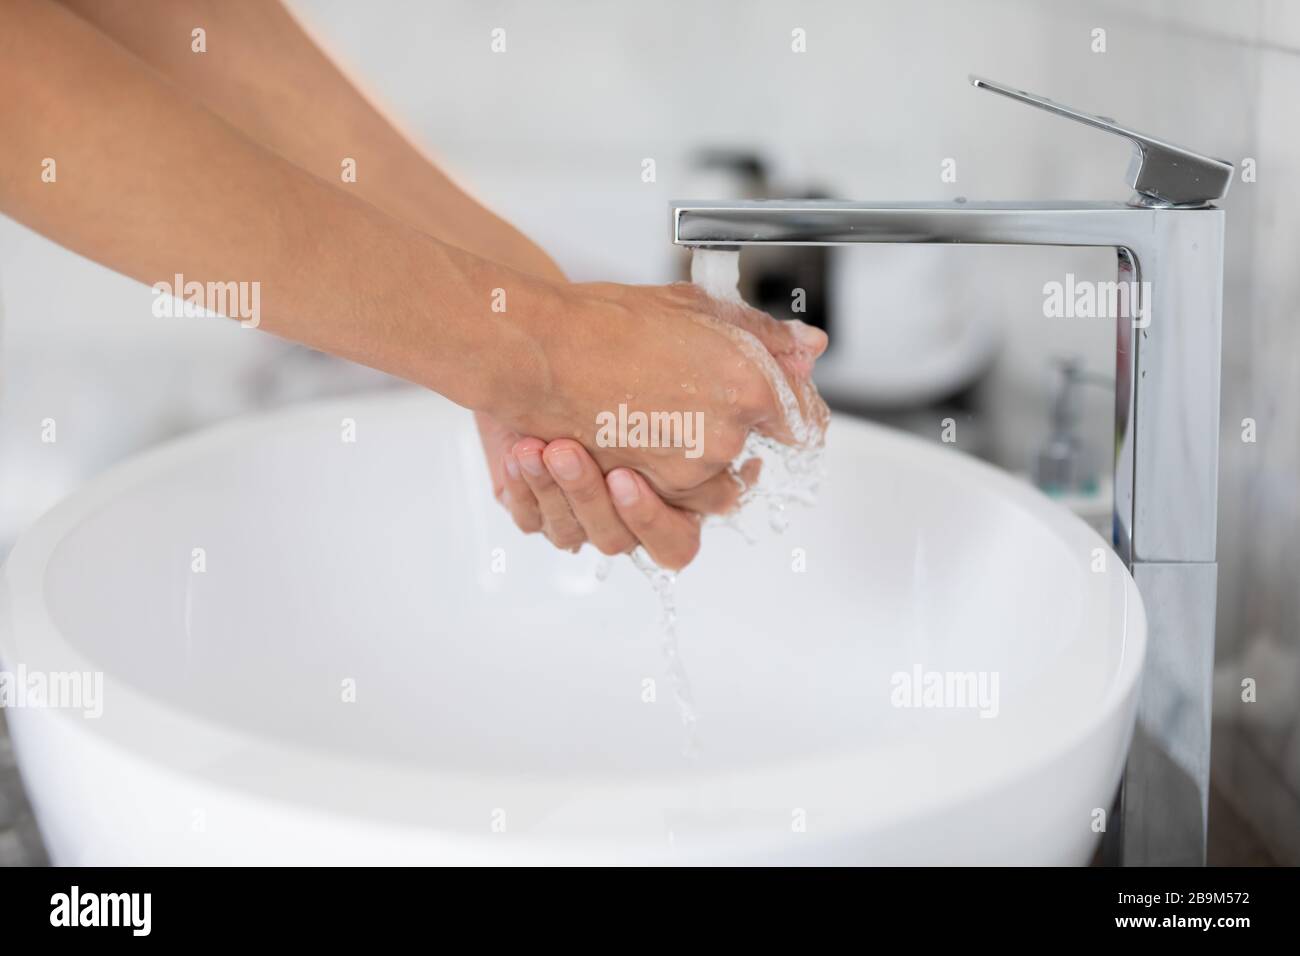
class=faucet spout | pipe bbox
[677,197,1156,249]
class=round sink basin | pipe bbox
[0,389,1143,864]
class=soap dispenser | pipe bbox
[1033,357,1114,535]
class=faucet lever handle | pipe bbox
[970,76,1234,207]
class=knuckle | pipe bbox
[736,370,775,416]
[537,490,571,520]
[663,534,701,572]
[555,532,585,552]
[512,510,542,534]
[626,501,661,533]
[565,477,605,506]
[713,429,748,463]
[594,534,634,557]
[545,517,585,551]
[651,458,698,493]
[522,469,555,493]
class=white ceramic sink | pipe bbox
[0,389,1143,864]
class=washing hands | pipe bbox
[475,281,828,570]
[0,0,829,571]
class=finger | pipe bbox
[512,438,586,552]
[501,451,543,533]
[707,305,830,445]
[606,468,702,571]
[476,411,544,534]
[474,410,519,503]
[728,308,829,375]
[542,440,637,556]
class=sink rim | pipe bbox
[0,389,1146,846]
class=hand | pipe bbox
[475,411,721,570]
[490,280,828,515]
[474,280,827,570]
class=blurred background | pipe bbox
[1,0,1296,864]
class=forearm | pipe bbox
[52,0,564,281]
[0,0,553,417]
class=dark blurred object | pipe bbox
[678,150,830,342]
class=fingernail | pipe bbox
[503,454,520,480]
[608,470,640,506]
[518,450,544,477]
[548,448,582,482]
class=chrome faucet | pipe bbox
[672,77,1233,866]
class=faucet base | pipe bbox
[1119,561,1218,865]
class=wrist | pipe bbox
[475,272,572,426]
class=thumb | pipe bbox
[726,308,828,380]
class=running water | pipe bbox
[688,244,744,303]
[629,549,700,761]
[621,248,830,761]
[691,248,829,536]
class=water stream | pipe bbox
[622,249,830,761]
